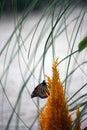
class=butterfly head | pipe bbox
[42,80,47,86]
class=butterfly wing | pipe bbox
[31,85,40,98]
[38,84,50,98]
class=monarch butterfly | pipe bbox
[31,80,50,99]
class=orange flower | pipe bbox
[39,58,72,130]
[74,107,81,130]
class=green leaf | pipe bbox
[78,37,87,52]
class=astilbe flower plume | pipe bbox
[39,58,82,130]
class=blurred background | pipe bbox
[0,0,87,12]
[0,0,87,130]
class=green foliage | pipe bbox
[0,0,87,130]
[78,37,87,52]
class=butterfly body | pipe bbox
[31,80,50,99]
